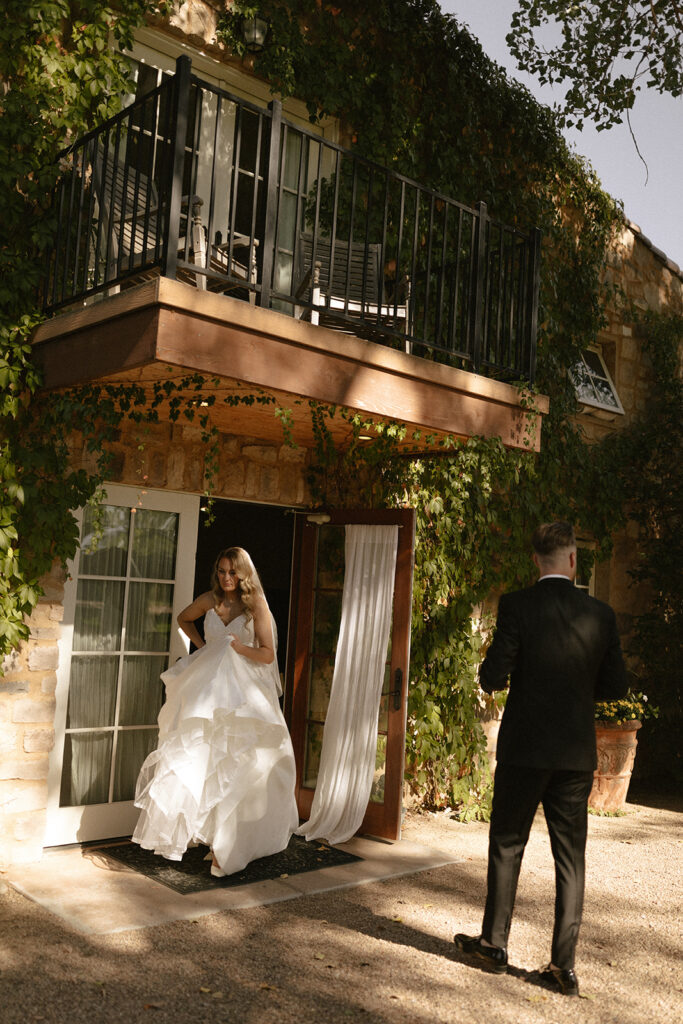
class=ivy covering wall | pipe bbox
[1,1,681,804]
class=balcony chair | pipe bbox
[185,198,258,304]
[293,232,411,342]
[92,149,256,299]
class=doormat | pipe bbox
[100,835,362,896]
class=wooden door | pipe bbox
[284,509,415,841]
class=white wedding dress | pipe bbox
[132,608,299,874]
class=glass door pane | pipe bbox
[60,503,180,809]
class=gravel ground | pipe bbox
[1,791,681,1024]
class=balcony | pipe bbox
[36,57,546,452]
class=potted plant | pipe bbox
[590,691,658,812]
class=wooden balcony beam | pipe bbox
[32,278,548,451]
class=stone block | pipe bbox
[279,466,302,504]
[41,674,58,696]
[260,466,281,502]
[27,646,59,672]
[105,450,125,482]
[49,605,65,623]
[246,462,265,499]
[242,445,278,464]
[295,477,308,505]
[618,386,634,411]
[23,729,55,754]
[184,450,205,491]
[619,360,638,388]
[218,437,240,458]
[278,444,307,464]
[13,811,47,843]
[122,448,143,483]
[78,447,102,477]
[4,831,45,865]
[29,627,60,641]
[0,780,48,814]
[147,449,168,487]
[44,562,67,587]
[1,650,21,675]
[0,726,19,755]
[0,756,49,781]
[0,679,29,695]
[178,424,203,442]
[166,448,185,490]
[169,0,218,45]
[132,421,172,443]
[12,699,56,725]
[27,605,52,628]
[218,460,245,497]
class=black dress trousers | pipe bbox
[481,763,594,969]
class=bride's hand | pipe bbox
[229,636,248,656]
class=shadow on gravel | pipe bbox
[626,787,683,813]
[444,948,572,997]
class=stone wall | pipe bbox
[581,224,682,640]
[0,564,64,867]
[584,223,682,441]
[89,420,311,507]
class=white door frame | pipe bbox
[45,485,200,847]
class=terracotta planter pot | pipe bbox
[589,720,642,812]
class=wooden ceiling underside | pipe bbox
[79,362,457,452]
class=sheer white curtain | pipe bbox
[297,524,398,845]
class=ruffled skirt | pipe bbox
[132,638,299,875]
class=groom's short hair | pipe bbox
[532,521,576,557]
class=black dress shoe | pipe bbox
[538,964,579,996]
[453,933,507,974]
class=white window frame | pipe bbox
[575,539,596,596]
[571,346,624,417]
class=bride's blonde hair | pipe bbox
[211,546,264,620]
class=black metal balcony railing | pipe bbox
[44,56,541,383]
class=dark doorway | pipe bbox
[192,498,295,679]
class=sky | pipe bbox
[440,0,683,269]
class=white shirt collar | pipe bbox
[538,574,573,582]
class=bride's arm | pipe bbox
[177,591,213,649]
[230,596,275,664]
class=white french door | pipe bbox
[45,486,199,846]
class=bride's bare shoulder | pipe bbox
[179,590,214,621]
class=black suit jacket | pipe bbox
[479,577,628,771]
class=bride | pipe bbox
[132,546,299,876]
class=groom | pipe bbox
[454,522,628,996]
